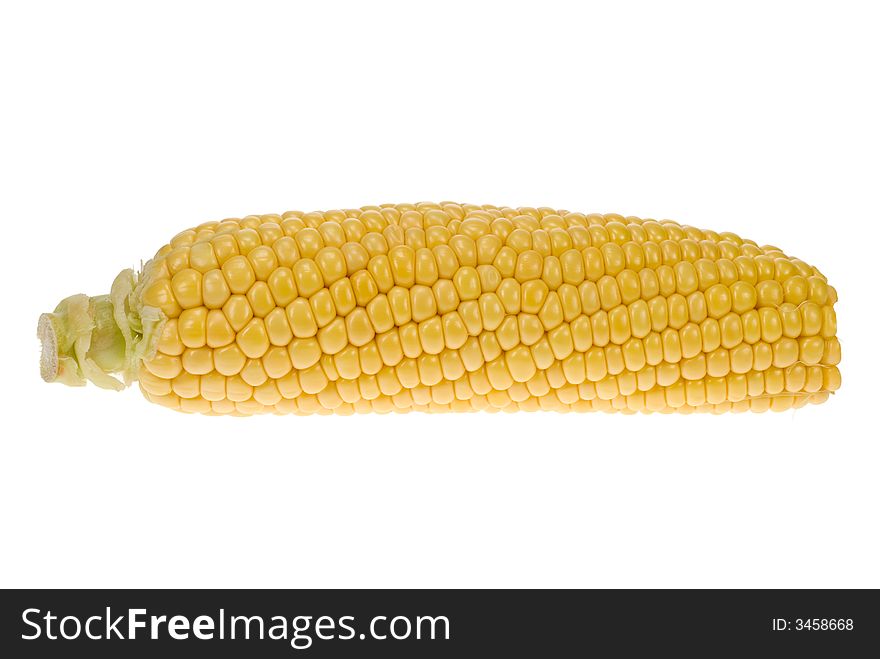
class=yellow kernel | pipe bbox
[234,228,261,255]
[345,308,375,347]
[478,293,504,331]
[141,278,181,318]
[410,285,437,323]
[433,279,459,314]
[521,280,549,314]
[639,269,660,299]
[286,298,317,338]
[154,318,183,356]
[144,352,182,380]
[497,279,522,315]
[821,306,837,338]
[450,234,477,267]
[213,344,246,376]
[705,284,732,319]
[628,300,651,338]
[823,366,841,392]
[694,259,720,290]
[515,250,543,281]
[350,270,378,306]
[210,233,239,265]
[414,247,439,285]
[706,348,730,377]
[271,236,299,268]
[342,242,370,274]
[680,323,702,359]
[799,302,822,336]
[163,245,190,275]
[453,266,481,301]
[288,337,322,369]
[171,371,200,399]
[493,246,517,277]
[756,280,784,307]
[335,346,361,380]
[315,247,346,285]
[616,270,640,304]
[221,255,256,295]
[783,275,809,305]
[263,307,292,346]
[476,234,503,267]
[439,350,465,381]
[458,300,483,335]
[328,278,356,317]
[266,267,297,307]
[368,254,395,293]
[601,242,626,276]
[418,317,444,355]
[656,363,680,387]
[253,380,282,406]
[506,346,537,382]
[181,347,213,376]
[542,256,563,289]
[236,317,270,359]
[701,318,721,352]
[609,306,631,345]
[222,294,254,332]
[486,357,514,390]
[719,313,743,349]
[293,259,324,297]
[674,261,699,295]
[225,374,253,402]
[687,291,708,323]
[262,345,292,379]
[294,227,324,258]
[389,245,416,287]
[316,317,347,355]
[772,338,799,368]
[753,342,773,371]
[685,380,706,407]
[643,332,664,365]
[586,347,607,381]
[247,245,278,280]
[764,368,785,395]
[202,269,231,309]
[799,336,825,365]
[171,268,203,309]
[204,309,234,348]
[246,281,275,318]
[442,312,468,350]
[597,275,621,310]
[591,311,610,347]
[189,241,219,273]
[388,286,412,325]
[667,294,688,329]
[399,322,422,358]
[539,292,563,330]
[376,330,404,366]
[178,307,208,348]
[808,277,829,304]
[742,309,761,343]
[477,264,501,293]
[418,353,443,386]
[759,307,783,343]
[605,345,625,374]
[305,289,332,329]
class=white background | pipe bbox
[1,1,877,588]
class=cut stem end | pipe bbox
[37,269,161,391]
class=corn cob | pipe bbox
[38,203,841,415]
